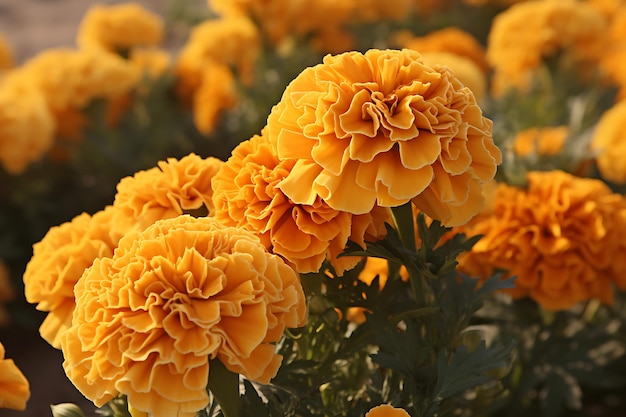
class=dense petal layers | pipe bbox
[265,49,501,226]
[113,153,224,231]
[212,133,391,275]
[0,342,30,411]
[23,207,118,348]
[61,215,306,417]
[455,171,626,310]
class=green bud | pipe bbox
[50,403,87,417]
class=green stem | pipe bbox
[390,202,417,251]
[208,359,241,417]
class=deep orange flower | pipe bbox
[113,153,224,232]
[591,101,626,183]
[212,132,391,275]
[513,126,568,157]
[77,2,164,53]
[192,64,238,135]
[61,215,306,417]
[0,71,55,174]
[486,0,606,96]
[365,404,411,417]
[455,170,626,310]
[265,49,501,226]
[22,207,119,348]
[0,342,30,411]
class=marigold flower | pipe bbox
[77,2,164,53]
[455,170,626,310]
[22,207,119,348]
[113,153,224,232]
[420,52,487,102]
[365,404,411,417]
[0,71,55,174]
[393,27,489,72]
[192,64,238,135]
[0,342,30,411]
[266,49,501,226]
[0,33,14,71]
[598,7,626,101]
[212,133,391,275]
[61,215,306,417]
[486,0,606,96]
[513,126,568,157]
[591,101,626,183]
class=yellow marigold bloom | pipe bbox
[113,153,224,232]
[598,7,626,100]
[513,126,568,157]
[394,27,489,73]
[420,52,487,102]
[0,342,30,411]
[192,64,238,135]
[266,49,501,226]
[22,207,119,349]
[0,33,14,71]
[365,404,411,417]
[61,215,306,417]
[21,48,139,112]
[487,0,606,96]
[77,2,164,53]
[456,171,626,310]
[212,133,391,275]
[176,15,260,89]
[0,71,55,174]
[591,100,626,183]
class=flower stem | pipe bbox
[390,202,416,251]
[208,359,241,417]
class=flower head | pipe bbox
[212,132,391,275]
[22,207,119,348]
[113,153,224,231]
[455,170,626,310]
[0,342,30,411]
[266,48,501,226]
[365,404,411,417]
[513,126,568,157]
[0,71,55,174]
[61,215,306,417]
[77,2,164,53]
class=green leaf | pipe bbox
[208,359,242,417]
[50,404,87,417]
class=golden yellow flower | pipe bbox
[0,33,14,71]
[513,126,568,157]
[113,153,224,232]
[420,52,487,102]
[455,170,626,310]
[266,49,501,226]
[486,0,606,96]
[77,2,164,53]
[591,100,626,183]
[212,133,391,275]
[365,404,411,417]
[0,71,55,174]
[61,215,306,417]
[0,342,30,411]
[598,7,626,101]
[192,64,238,135]
[20,48,139,112]
[394,27,489,73]
[22,207,119,348]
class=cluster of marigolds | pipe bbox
[2,0,626,416]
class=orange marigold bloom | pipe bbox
[591,100,626,183]
[394,27,489,72]
[61,215,306,417]
[0,71,55,174]
[598,7,626,101]
[22,207,119,348]
[192,64,238,135]
[486,0,606,96]
[420,52,487,102]
[77,2,164,53]
[456,171,626,310]
[266,49,501,226]
[365,404,411,417]
[211,133,391,275]
[113,153,224,232]
[0,342,30,411]
[513,126,568,157]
